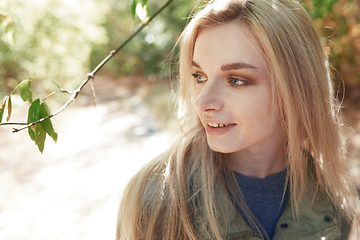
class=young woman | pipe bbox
[116,0,359,239]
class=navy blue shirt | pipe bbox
[233,169,288,239]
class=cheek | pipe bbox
[190,82,198,104]
[252,88,273,116]
[235,92,274,127]
[191,86,203,120]
[255,106,280,135]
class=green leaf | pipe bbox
[19,79,33,103]
[6,96,12,122]
[0,100,5,123]
[39,102,58,143]
[28,126,36,141]
[34,123,46,153]
[27,98,41,141]
[27,98,47,152]
[28,98,40,122]
[139,0,147,6]
[132,0,137,21]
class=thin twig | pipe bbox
[90,76,96,108]
[1,0,174,133]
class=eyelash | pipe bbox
[229,77,248,87]
[192,73,207,83]
[191,73,248,87]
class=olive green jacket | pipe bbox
[198,183,351,240]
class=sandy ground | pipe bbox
[0,76,359,239]
[0,77,179,240]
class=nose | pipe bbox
[194,80,223,112]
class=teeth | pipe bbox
[208,123,227,128]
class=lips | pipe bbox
[205,122,236,135]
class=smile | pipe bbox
[208,122,235,128]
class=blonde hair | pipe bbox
[117,0,359,239]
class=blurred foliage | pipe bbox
[0,0,109,98]
[89,0,195,77]
[0,0,195,100]
[302,0,360,102]
[0,0,359,102]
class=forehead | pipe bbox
[192,23,266,71]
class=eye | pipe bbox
[229,77,247,87]
[192,73,207,83]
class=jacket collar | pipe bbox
[197,178,342,239]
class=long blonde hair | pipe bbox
[117,0,359,239]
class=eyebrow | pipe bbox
[192,60,259,71]
[221,62,259,71]
[192,60,201,69]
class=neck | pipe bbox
[228,146,286,179]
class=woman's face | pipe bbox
[192,22,285,163]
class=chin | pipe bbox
[207,143,235,154]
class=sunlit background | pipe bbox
[0,0,359,239]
